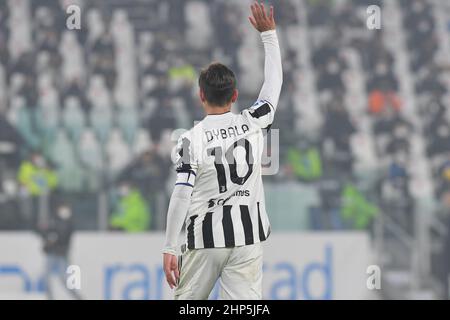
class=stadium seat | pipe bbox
[86,8,105,47]
[90,104,113,144]
[62,97,86,143]
[47,129,77,168]
[185,1,212,51]
[7,0,32,60]
[117,106,139,145]
[78,129,103,170]
[60,31,85,85]
[44,128,83,192]
[87,75,113,110]
[35,101,60,145]
[7,96,39,149]
[57,162,84,193]
[78,129,104,192]
[132,129,152,156]
[111,9,138,109]
[105,128,131,178]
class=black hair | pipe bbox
[198,62,236,107]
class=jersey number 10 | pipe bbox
[207,138,254,194]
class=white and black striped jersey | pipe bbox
[163,30,282,254]
[174,100,275,249]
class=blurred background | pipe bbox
[0,0,450,300]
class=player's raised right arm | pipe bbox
[248,2,283,126]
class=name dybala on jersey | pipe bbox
[174,100,274,249]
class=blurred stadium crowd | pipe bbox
[0,0,450,297]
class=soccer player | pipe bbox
[162,2,282,300]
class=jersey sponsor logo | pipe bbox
[233,189,250,197]
[205,125,250,142]
[208,196,232,208]
[207,190,251,208]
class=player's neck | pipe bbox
[204,104,231,116]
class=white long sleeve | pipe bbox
[257,30,283,109]
[162,183,192,255]
[242,30,283,129]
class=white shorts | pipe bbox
[174,243,263,300]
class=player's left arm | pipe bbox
[162,133,197,289]
[162,179,194,289]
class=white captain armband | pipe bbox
[175,171,196,188]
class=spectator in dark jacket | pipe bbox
[40,202,82,300]
[148,97,176,143]
[386,124,411,155]
[317,58,345,93]
[427,123,450,158]
[323,98,355,143]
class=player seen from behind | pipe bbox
[162,2,282,300]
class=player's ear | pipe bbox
[199,89,206,103]
[231,89,238,103]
